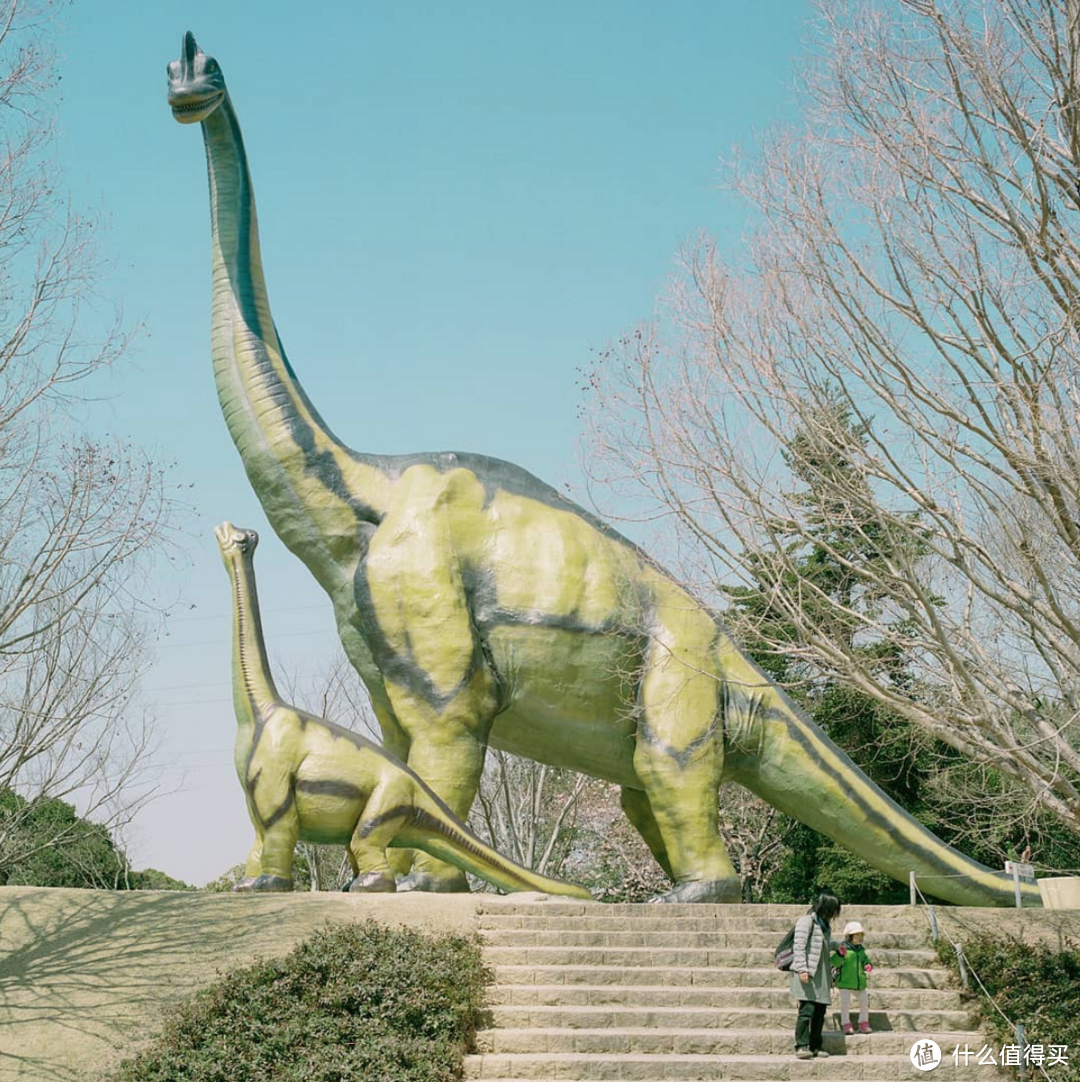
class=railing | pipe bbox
[907,874,1052,1082]
[907,867,1032,909]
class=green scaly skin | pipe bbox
[215,521,591,898]
[170,34,1040,907]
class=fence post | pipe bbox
[1017,1023,1026,1080]
[910,871,917,906]
[1012,864,1022,909]
[956,945,970,990]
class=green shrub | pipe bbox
[102,920,489,1082]
[937,932,1080,1081]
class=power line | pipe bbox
[155,627,340,650]
[161,603,328,625]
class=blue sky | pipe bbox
[52,2,809,885]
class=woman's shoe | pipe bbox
[842,1022,854,1035]
[796,1048,814,1059]
[858,1022,872,1034]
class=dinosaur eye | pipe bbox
[205,59,218,74]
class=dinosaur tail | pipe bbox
[391,788,592,900]
[723,657,1042,908]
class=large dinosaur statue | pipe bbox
[169,33,1040,906]
[216,519,591,898]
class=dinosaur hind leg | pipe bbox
[620,786,674,881]
[345,787,409,893]
[633,606,741,904]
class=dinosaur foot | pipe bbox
[649,877,742,904]
[396,870,471,893]
[233,874,294,892]
[345,870,397,893]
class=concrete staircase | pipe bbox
[465,902,992,1081]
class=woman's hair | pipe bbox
[811,891,841,923]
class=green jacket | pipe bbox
[830,939,873,990]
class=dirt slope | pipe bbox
[0,886,481,1082]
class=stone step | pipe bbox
[478,912,927,931]
[485,983,967,1011]
[473,1026,983,1057]
[463,1051,975,1080]
[482,946,938,968]
[492,965,954,989]
[477,902,924,921]
[480,928,925,949]
[482,1005,975,1033]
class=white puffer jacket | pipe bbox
[788,912,832,1003]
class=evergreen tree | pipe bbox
[724,402,1080,901]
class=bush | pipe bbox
[129,868,195,891]
[0,791,129,888]
[937,932,1080,1081]
[102,920,489,1082]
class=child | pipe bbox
[830,920,874,1035]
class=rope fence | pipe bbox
[907,874,1053,1082]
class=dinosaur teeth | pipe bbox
[172,94,222,113]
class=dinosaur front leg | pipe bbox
[359,492,499,893]
[232,834,264,891]
[237,760,300,891]
[633,608,741,904]
[385,673,497,892]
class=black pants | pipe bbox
[795,999,827,1051]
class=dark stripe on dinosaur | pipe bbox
[231,568,262,724]
[351,563,484,711]
[262,789,295,831]
[408,807,535,888]
[353,559,645,713]
[367,449,655,561]
[637,717,720,769]
[215,101,380,528]
[296,779,365,800]
[356,803,535,889]
[293,710,391,755]
[755,699,1006,887]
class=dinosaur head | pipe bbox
[167,32,225,124]
[214,521,259,567]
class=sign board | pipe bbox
[1005,860,1035,880]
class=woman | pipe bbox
[790,891,841,1059]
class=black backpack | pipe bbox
[775,924,797,971]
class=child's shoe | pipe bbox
[842,1022,854,1035]
[814,1050,831,1058]
[858,1022,872,1034]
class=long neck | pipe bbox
[227,553,279,720]
[201,96,389,578]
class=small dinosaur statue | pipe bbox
[171,34,1040,906]
[215,520,591,898]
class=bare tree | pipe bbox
[584,0,1080,835]
[715,784,792,901]
[0,1,173,878]
[467,750,591,889]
